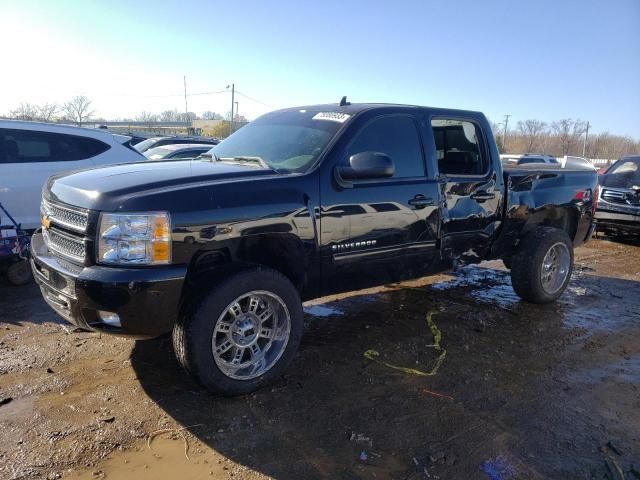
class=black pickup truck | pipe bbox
[31,102,598,395]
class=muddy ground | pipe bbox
[1,236,639,480]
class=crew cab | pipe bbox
[31,102,598,395]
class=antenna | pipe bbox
[339,96,350,107]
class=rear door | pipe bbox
[428,117,503,261]
[319,111,441,294]
[0,128,108,230]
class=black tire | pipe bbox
[7,260,32,286]
[172,267,303,396]
[510,227,574,304]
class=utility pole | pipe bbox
[582,121,590,157]
[503,114,511,152]
[229,83,235,135]
[183,76,189,119]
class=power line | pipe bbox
[99,88,228,98]
[235,90,274,109]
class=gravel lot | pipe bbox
[1,236,639,480]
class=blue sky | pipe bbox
[1,0,639,137]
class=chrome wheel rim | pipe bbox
[212,291,291,380]
[540,242,571,295]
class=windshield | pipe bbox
[134,138,162,153]
[603,158,640,188]
[144,146,171,160]
[204,110,347,173]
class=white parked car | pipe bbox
[0,120,145,230]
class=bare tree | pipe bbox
[10,103,38,120]
[36,103,58,122]
[136,111,158,126]
[517,119,547,152]
[63,96,94,126]
[177,112,198,122]
[551,118,587,156]
[160,109,180,122]
[201,111,223,120]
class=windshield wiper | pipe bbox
[218,156,270,169]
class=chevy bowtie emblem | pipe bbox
[42,215,51,229]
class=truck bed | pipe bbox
[494,166,599,256]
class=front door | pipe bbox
[319,112,441,294]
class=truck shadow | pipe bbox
[131,266,640,479]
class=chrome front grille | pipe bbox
[601,188,640,206]
[43,227,86,262]
[42,199,88,233]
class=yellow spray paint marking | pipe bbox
[364,310,447,377]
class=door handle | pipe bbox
[408,195,435,209]
[470,191,496,202]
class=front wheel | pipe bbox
[510,227,574,304]
[173,267,303,396]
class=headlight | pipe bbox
[97,212,171,265]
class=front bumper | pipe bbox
[594,210,640,234]
[31,232,187,337]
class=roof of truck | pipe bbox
[279,102,484,117]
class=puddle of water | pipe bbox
[65,435,229,480]
[567,356,640,385]
[431,265,520,308]
[303,304,344,317]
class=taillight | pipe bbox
[593,185,600,213]
[575,189,592,201]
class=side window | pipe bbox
[0,128,110,163]
[347,115,425,178]
[431,119,487,176]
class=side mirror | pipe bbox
[335,151,395,187]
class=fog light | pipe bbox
[98,310,121,327]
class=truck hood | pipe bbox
[46,160,274,211]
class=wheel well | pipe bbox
[522,207,578,241]
[180,234,309,313]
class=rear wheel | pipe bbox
[510,227,573,304]
[173,267,303,396]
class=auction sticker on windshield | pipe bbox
[312,112,351,123]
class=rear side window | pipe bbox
[0,128,110,163]
[432,119,487,176]
[347,115,425,178]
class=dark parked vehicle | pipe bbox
[134,136,219,153]
[125,134,151,146]
[31,102,598,395]
[143,143,214,161]
[516,154,559,166]
[595,155,640,236]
